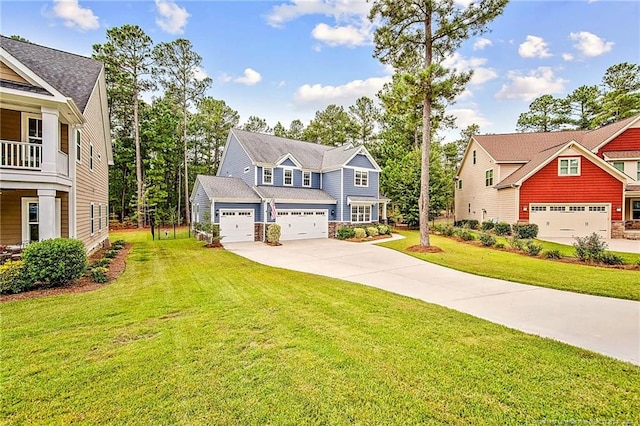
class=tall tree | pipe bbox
[595,62,640,126]
[516,94,571,132]
[242,116,271,133]
[191,97,239,175]
[153,39,212,229]
[348,96,380,145]
[566,85,601,130]
[303,104,355,146]
[273,122,287,137]
[93,25,154,228]
[287,119,305,140]
[370,0,508,246]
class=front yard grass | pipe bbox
[1,229,639,424]
[380,230,640,300]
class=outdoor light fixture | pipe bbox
[616,206,622,212]
[331,209,335,215]
[522,206,528,211]
[215,209,219,216]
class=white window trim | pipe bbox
[98,203,103,231]
[21,198,61,242]
[485,169,493,187]
[283,168,294,186]
[22,113,43,144]
[612,161,624,173]
[350,204,372,223]
[262,167,273,185]
[558,157,581,176]
[90,202,95,236]
[76,129,82,163]
[89,143,94,171]
[302,171,311,187]
[354,169,369,187]
[457,179,462,190]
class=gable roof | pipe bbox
[0,35,103,112]
[193,175,260,201]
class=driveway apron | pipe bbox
[225,238,640,365]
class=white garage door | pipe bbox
[276,209,328,241]
[529,204,610,238]
[219,209,254,242]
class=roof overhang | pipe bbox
[347,196,387,205]
[272,199,337,204]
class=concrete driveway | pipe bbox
[225,237,640,365]
[540,237,640,254]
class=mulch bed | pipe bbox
[407,245,444,253]
[0,243,132,303]
[346,234,393,243]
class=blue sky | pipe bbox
[1,0,638,141]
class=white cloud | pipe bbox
[235,68,262,86]
[193,67,208,81]
[473,37,492,51]
[294,76,391,107]
[518,35,552,58]
[311,22,370,47]
[495,67,567,101]
[562,52,574,61]
[569,31,613,57]
[155,0,190,34]
[456,89,474,101]
[52,0,99,31]
[448,107,491,128]
[441,53,498,85]
[266,0,369,27]
[217,73,232,84]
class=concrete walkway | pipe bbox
[225,237,640,365]
[540,237,640,254]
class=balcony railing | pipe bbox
[1,140,42,170]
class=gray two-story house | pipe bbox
[190,129,387,242]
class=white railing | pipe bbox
[0,140,42,170]
[57,151,69,176]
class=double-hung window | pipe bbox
[90,203,95,235]
[283,169,293,186]
[76,129,81,162]
[613,162,624,173]
[559,158,580,176]
[485,169,493,187]
[89,143,94,171]
[351,205,371,223]
[302,171,311,187]
[354,170,368,187]
[263,167,273,184]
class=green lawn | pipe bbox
[380,231,640,301]
[2,230,639,424]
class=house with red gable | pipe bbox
[454,114,640,239]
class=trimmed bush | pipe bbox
[431,223,443,234]
[600,252,624,266]
[479,232,496,247]
[105,249,119,259]
[456,229,475,241]
[23,238,87,287]
[354,228,366,239]
[111,240,125,250]
[513,223,539,239]
[366,227,379,237]
[267,224,282,244]
[481,221,495,232]
[336,227,356,240]
[573,233,607,263]
[90,258,111,269]
[494,222,512,236]
[543,250,562,259]
[0,260,32,294]
[91,267,109,283]
[377,224,390,235]
[509,236,524,251]
[113,239,126,246]
[495,242,506,249]
[524,240,543,256]
[441,225,455,237]
[454,219,479,229]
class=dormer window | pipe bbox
[263,167,273,185]
[284,169,293,186]
[558,158,580,176]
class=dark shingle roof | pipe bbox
[0,79,51,95]
[197,176,260,201]
[0,35,103,112]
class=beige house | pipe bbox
[0,36,112,252]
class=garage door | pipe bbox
[219,209,254,242]
[529,204,610,238]
[276,209,328,241]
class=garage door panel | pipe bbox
[220,210,254,242]
[277,210,328,240]
[530,204,609,238]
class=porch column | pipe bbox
[381,202,387,221]
[41,107,60,174]
[38,189,56,240]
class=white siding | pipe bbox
[496,187,517,223]
[455,140,499,223]
[497,163,522,182]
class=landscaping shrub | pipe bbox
[267,224,282,244]
[513,223,539,239]
[494,222,512,236]
[105,249,119,259]
[377,224,390,235]
[524,240,543,256]
[543,250,562,259]
[111,240,125,250]
[366,227,379,237]
[23,238,87,287]
[354,228,366,239]
[456,229,475,241]
[600,252,624,266]
[90,258,111,269]
[0,260,32,294]
[91,267,109,284]
[441,225,455,237]
[508,236,524,251]
[113,239,126,247]
[573,233,607,263]
[336,227,355,240]
[431,223,443,234]
[479,232,496,247]
[494,242,505,249]
[481,221,495,232]
[454,219,479,229]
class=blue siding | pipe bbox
[268,203,335,223]
[347,153,376,169]
[274,167,303,187]
[218,135,254,186]
[343,168,381,223]
[212,202,262,223]
[312,172,321,189]
[321,170,342,220]
[192,181,211,224]
[280,158,297,167]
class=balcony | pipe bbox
[1,140,42,170]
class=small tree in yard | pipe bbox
[267,224,281,245]
[573,233,607,263]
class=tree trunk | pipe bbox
[419,8,433,247]
[183,104,191,230]
[134,90,143,228]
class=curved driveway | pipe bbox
[225,237,640,365]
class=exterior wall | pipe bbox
[213,202,262,223]
[257,166,320,188]
[495,187,517,224]
[218,135,255,186]
[519,155,624,221]
[497,163,522,182]
[0,189,36,245]
[75,81,110,252]
[597,128,640,157]
[280,158,297,167]
[267,203,335,223]
[191,182,211,224]
[0,108,21,141]
[455,140,500,222]
[60,123,68,154]
[611,221,625,239]
[320,170,342,220]
[0,61,27,83]
[347,153,375,169]
[605,159,639,182]
[57,190,69,238]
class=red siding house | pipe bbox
[455,114,640,239]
